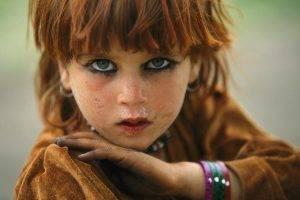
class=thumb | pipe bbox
[77,145,143,169]
[77,145,162,177]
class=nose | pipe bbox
[117,75,147,106]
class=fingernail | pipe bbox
[54,138,63,146]
[77,154,85,161]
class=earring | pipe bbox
[59,83,73,97]
[187,77,200,92]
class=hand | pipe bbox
[54,131,184,198]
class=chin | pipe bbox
[114,136,153,152]
[94,126,159,151]
[122,140,151,152]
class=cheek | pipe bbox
[151,71,189,130]
[68,69,114,125]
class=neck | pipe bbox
[143,130,171,161]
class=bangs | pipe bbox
[30,0,228,62]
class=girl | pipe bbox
[14,0,299,199]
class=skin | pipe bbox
[59,40,199,152]
[57,40,241,199]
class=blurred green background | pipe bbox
[0,0,299,199]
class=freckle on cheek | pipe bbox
[94,97,105,109]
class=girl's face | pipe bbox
[59,40,200,151]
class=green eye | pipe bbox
[90,59,115,71]
[84,57,179,76]
[147,58,171,69]
[142,57,179,73]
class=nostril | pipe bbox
[117,81,147,105]
[117,91,147,105]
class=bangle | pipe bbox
[198,161,230,200]
[198,161,213,200]
[216,161,231,200]
[207,161,225,200]
[214,161,226,200]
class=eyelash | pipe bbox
[84,57,179,76]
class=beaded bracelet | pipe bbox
[214,161,226,200]
[198,160,231,200]
[216,161,231,200]
[207,161,225,200]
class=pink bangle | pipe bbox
[198,161,213,200]
[216,161,231,200]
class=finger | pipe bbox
[77,146,135,165]
[54,132,98,145]
[62,131,99,140]
[60,131,114,147]
[56,138,99,150]
[80,145,164,178]
[77,147,115,161]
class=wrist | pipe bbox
[173,161,205,200]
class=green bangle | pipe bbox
[207,161,225,200]
[215,162,226,200]
[206,162,217,199]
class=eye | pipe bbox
[147,58,170,69]
[144,57,177,72]
[89,59,116,72]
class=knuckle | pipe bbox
[94,148,108,159]
[102,146,111,152]
[94,141,105,149]
[92,149,101,157]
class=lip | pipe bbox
[117,117,150,124]
[116,117,152,136]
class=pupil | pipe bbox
[152,59,164,67]
[96,60,109,69]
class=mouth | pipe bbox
[116,117,152,135]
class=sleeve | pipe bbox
[194,90,300,200]
[14,144,119,200]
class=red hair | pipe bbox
[29,0,233,131]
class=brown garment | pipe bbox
[14,89,300,199]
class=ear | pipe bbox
[58,62,71,90]
[188,59,201,84]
